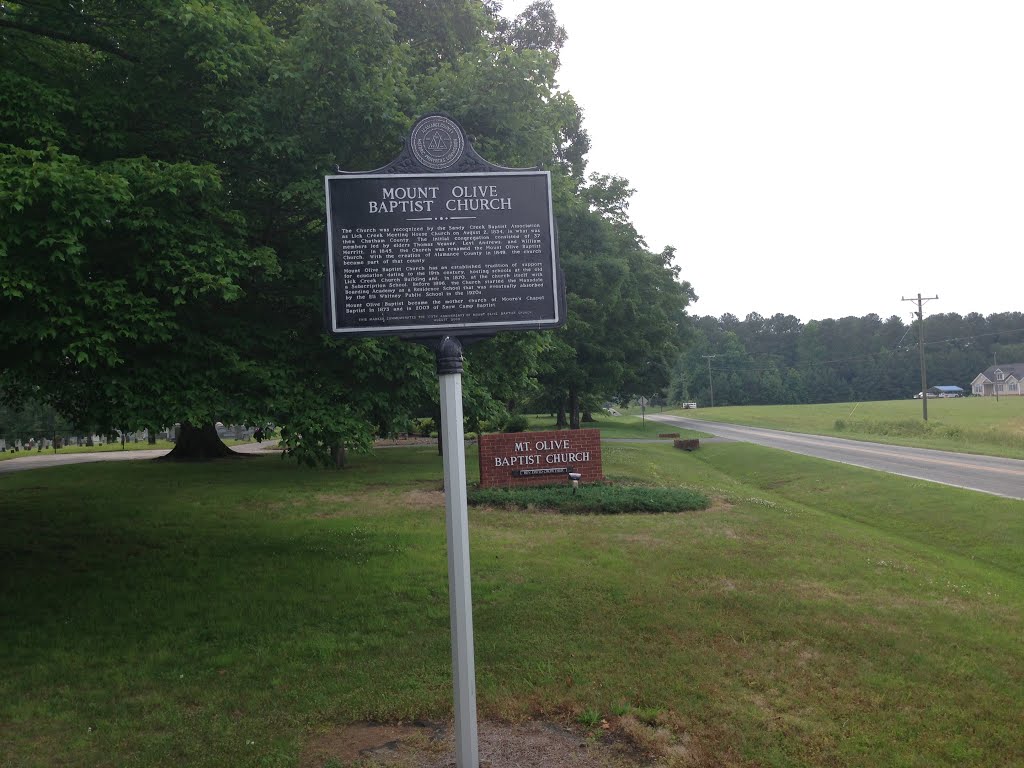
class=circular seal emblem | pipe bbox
[409,116,465,170]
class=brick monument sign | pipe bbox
[478,429,603,488]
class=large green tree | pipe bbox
[1,0,612,462]
[1,0,287,454]
[536,174,697,427]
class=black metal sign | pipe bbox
[512,467,569,477]
[324,115,564,338]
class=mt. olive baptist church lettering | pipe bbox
[492,437,592,467]
[368,184,513,214]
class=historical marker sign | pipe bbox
[324,115,566,768]
[325,171,562,338]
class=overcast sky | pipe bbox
[501,1,1024,322]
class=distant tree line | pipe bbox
[670,312,1024,407]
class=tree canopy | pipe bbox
[1,0,697,462]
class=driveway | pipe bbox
[650,414,1024,500]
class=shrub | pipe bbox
[503,414,531,433]
[468,484,710,514]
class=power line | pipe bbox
[923,326,1024,347]
[707,348,915,375]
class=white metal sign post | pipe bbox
[436,336,478,768]
[324,114,564,768]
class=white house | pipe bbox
[970,363,1024,397]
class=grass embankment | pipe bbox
[525,413,710,440]
[2,444,1022,767]
[666,397,1024,459]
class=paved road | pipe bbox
[650,414,1024,500]
[0,441,278,476]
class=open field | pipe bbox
[663,398,1024,459]
[2,444,1022,767]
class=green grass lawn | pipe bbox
[525,413,710,440]
[2,445,1022,767]
[664,397,1024,459]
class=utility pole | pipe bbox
[994,351,999,402]
[901,293,938,421]
[702,354,717,408]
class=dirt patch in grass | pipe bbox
[315,493,359,504]
[614,532,672,548]
[300,720,653,768]
[304,488,443,518]
[400,489,445,509]
[706,497,734,514]
[615,714,712,766]
[305,493,359,517]
[301,722,441,766]
[312,489,443,510]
